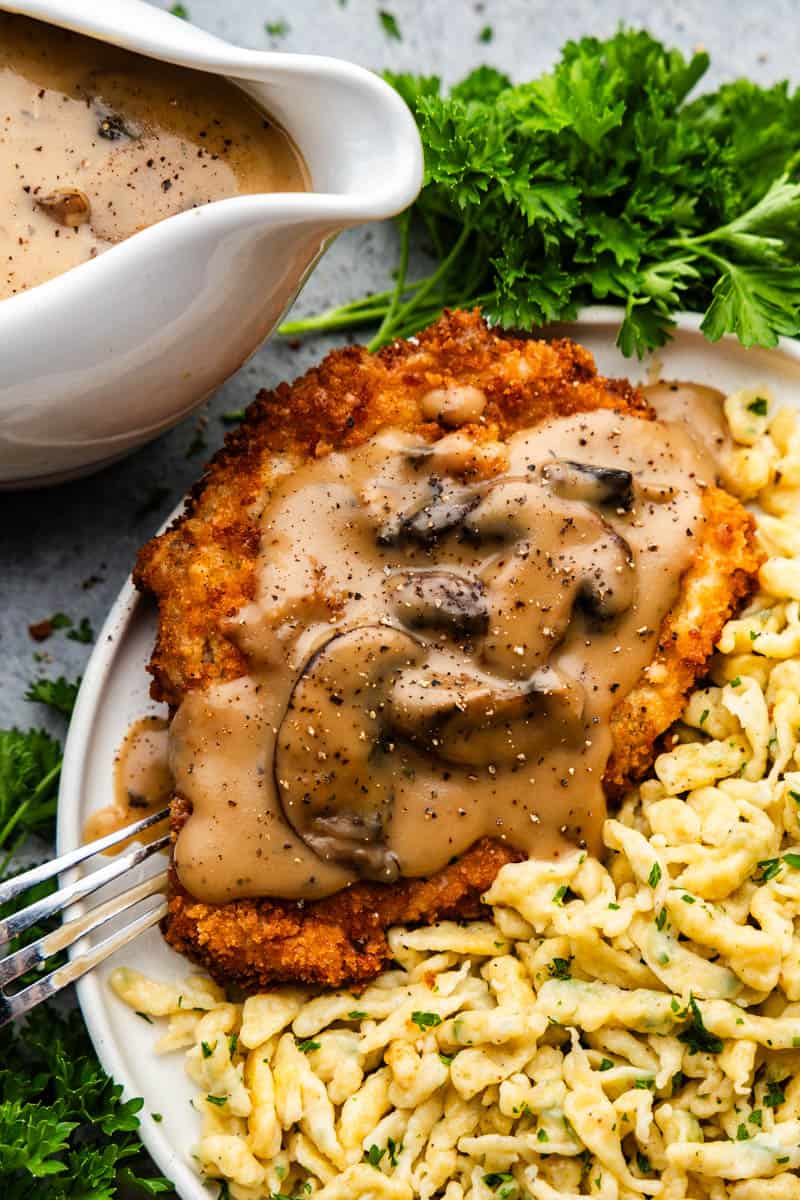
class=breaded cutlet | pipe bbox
[134,309,760,990]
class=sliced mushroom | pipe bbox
[468,479,635,677]
[575,530,636,623]
[275,625,424,881]
[542,460,634,511]
[377,477,480,547]
[386,663,585,767]
[391,570,488,639]
[35,188,91,228]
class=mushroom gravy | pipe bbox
[85,717,171,851]
[0,12,307,300]
[170,396,719,905]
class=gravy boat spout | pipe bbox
[0,0,423,487]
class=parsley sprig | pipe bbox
[0,1006,172,1195]
[281,30,800,355]
[0,668,170,1194]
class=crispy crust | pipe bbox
[134,309,761,989]
[166,797,522,990]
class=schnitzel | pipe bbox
[134,309,760,989]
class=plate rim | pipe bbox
[56,307,800,1199]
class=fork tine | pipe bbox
[0,806,170,907]
[0,870,168,987]
[0,834,169,944]
[0,898,168,1027]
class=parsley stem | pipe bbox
[368,223,473,351]
[370,210,412,350]
[278,280,426,336]
[278,303,391,335]
[0,759,61,849]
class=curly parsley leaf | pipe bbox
[0,1006,172,1194]
[281,29,800,355]
[24,676,80,719]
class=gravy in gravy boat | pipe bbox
[0,11,307,299]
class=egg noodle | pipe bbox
[113,386,800,1200]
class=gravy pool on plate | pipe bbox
[0,11,307,299]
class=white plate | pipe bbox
[57,307,800,1199]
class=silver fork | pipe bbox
[0,808,170,1026]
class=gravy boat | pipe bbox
[0,0,423,487]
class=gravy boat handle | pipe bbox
[17,0,424,224]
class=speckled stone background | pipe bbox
[2,0,799,746]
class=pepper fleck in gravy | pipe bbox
[168,390,720,905]
[0,11,307,299]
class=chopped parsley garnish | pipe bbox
[636,1150,652,1173]
[747,396,769,415]
[754,853,800,883]
[170,3,189,16]
[206,1094,227,1106]
[265,19,290,37]
[765,1079,786,1108]
[387,1136,402,1166]
[699,709,710,725]
[347,1010,368,1020]
[295,1038,321,1053]
[201,1040,214,1059]
[598,1058,614,1071]
[378,10,401,39]
[478,24,494,42]
[411,1011,442,1030]
[364,1144,386,1167]
[648,862,662,888]
[654,907,667,931]
[66,617,94,645]
[729,676,742,687]
[484,1172,517,1197]
[548,956,573,980]
[755,857,782,883]
[735,1122,750,1140]
[681,893,696,904]
[678,996,724,1056]
[552,884,568,904]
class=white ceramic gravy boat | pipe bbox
[0,0,423,487]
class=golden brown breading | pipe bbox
[134,308,760,990]
[166,799,522,990]
[606,485,759,792]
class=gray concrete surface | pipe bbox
[2,0,799,738]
